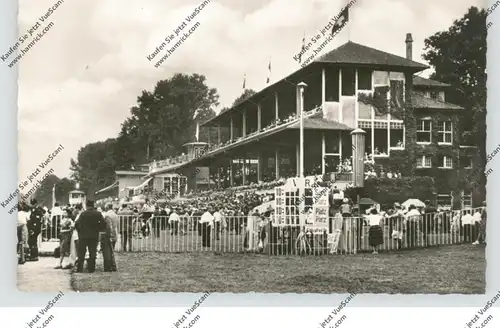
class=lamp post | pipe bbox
[297,82,307,178]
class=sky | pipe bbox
[17,0,487,180]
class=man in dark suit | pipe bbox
[27,199,44,261]
[75,200,105,273]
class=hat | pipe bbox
[394,202,401,208]
[343,198,348,203]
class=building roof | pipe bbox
[315,41,429,70]
[203,41,429,128]
[413,76,450,88]
[411,92,463,110]
[287,116,353,130]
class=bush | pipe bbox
[344,176,435,206]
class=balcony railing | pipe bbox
[148,107,323,173]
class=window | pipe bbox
[163,177,171,192]
[373,122,388,156]
[389,80,404,119]
[462,190,472,208]
[437,194,452,209]
[417,119,432,143]
[416,156,431,168]
[357,68,372,90]
[437,121,452,144]
[438,155,453,169]
[341,67,355,96]
[390,122,404,148]
[430,91,438,99]
[464,156,473,169]
[358,96,372,119]
[325,131,340,154]
[325,67,339,102]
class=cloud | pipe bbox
[17,0,486,181]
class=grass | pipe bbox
[70,244,485,294]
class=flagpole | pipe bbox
[52,184,55,208]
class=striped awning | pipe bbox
[95,181,118,194]
[133,177,153,191]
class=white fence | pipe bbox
[110,206,485,254]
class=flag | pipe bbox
[331,6,349,36]
[266,58,271,84]
[51,184,56,208]
[195,121,200,142]
[242,74,246,90]
[298,33,306,63]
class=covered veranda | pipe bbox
[190,113,354,188]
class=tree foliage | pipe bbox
[33,175,75,207]
[422,6,486,148]
[70,73,220,195]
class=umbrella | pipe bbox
[402,198,426,208]
[357,198,378,206]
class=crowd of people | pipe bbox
[17,183,487,264]
[327,192,487,254]
[17,199,119,273]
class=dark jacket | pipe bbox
[75,208,105,240]
[28,206,45,234]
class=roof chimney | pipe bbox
[405,33,413,60]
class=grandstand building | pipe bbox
[117,34,482,209]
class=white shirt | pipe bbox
[18,211,29,226]
[461,213,474,225]
[51,206,64,217]
[213,211,222,223]
[165,208,171,215]
[405,209,421,221]
[472,212,482,224]
[200,211,214,225]
[366,214,383,226]
[169,212,180,222]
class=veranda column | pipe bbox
[242,108,247,137]
[275,92,279,120]
[242,156,247,185]
[257,151,263,182]
[257,104,262,131]
[351,128,366,188]
[275,148,280,179]
[230,118,234,142]
[229,159,234,187]
[217,125,221,145]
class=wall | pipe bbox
[117,175,143,198]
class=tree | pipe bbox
[69,138,118,196]
[33,175,75,207]
[422,6,487,199]
[118,73,219,160]
[232,89,257,107]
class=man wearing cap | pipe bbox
[213,207,222,240]
[75,200,106,273]
[117,204,134,252]
[27,199,44,261]
[169,207,180,236]
[473,200,487,245]
[200,207,214,247]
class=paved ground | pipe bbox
[17,257,73,292]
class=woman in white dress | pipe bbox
[69,208,81,268]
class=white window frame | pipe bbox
[416,155,432,168]
[438,155,453,169]
[430,91,438,100]
[462,190,472,209]
[416,119,432,144]
[437,121,453,145]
